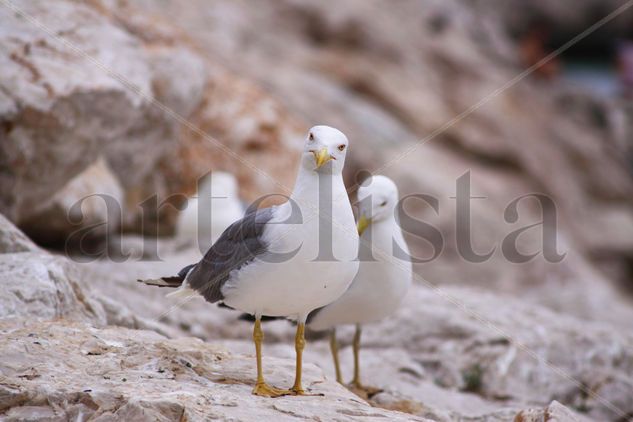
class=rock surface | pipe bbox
[0,251,105,325]
[0,0,303,239]
[0,217,607,421]
[0,214,104,324]
[74,251,632,421]
[0,221,429,421]
[20,158,124,246]
[214,285,633,421]
[361,286,633,421]
[0,213,38,253]
[0,0,171,222]
[0,320,430,422]
[514,400,589,422]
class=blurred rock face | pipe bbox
[0,1,185,224]
[19,158,124,246]
[0,0,303,244]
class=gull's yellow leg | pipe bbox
[289,322,323,396]
[349,324,382,397]
[351,323,362,387]
[329,328,343,384]
[291,322,307,394]
[252,318,291,397]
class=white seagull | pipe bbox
[139,125,359,397]
[307,175,412,395]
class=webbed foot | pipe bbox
[252,382,293,397]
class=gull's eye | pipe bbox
[380,200,387,207]
[337,144,346,151]
[309,132,314,141]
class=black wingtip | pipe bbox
[137,277,183,288]
[238,313,256,322]
[238,313,283,322]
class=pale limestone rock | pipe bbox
[1,212,103,323]
[0,252,105,325]
[19,158,124,245]
[0,0,155,221]
[514,400,590,422]
[353,285,633,421]
[145,47,207,120]
[81,252,633,421]
[0,0,209,237]
[0,321,430,422]
[0,213,38,253]
[1,218,630,420]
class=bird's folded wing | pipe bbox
[185,206,276,303]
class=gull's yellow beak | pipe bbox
[312,147,333,169]
[357,214,371,235]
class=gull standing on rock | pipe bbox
[307,175,412,395]
[139,126,359,397]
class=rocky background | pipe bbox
[1,0,633,421]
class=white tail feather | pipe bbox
[166,287,199,299]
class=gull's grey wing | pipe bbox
[185,207,275,303]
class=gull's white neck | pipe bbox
[286,167,358,267]
[363,213,409,257]
[290,169,346,206]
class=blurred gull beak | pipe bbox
[313,147,333,169]
[357,214,371,235]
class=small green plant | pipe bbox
[461,364,484,393]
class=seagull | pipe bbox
[139,125,359,397]
[307,175,412,395]
[176,171,245,252]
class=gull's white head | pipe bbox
[301,125,349,174]
[356,175,399,234]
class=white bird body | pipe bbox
[223,169,359,319]
[309,176,412,331]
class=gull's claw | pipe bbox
[252,382,293,398]
[290,387,324,396]
[347,382,383,399]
